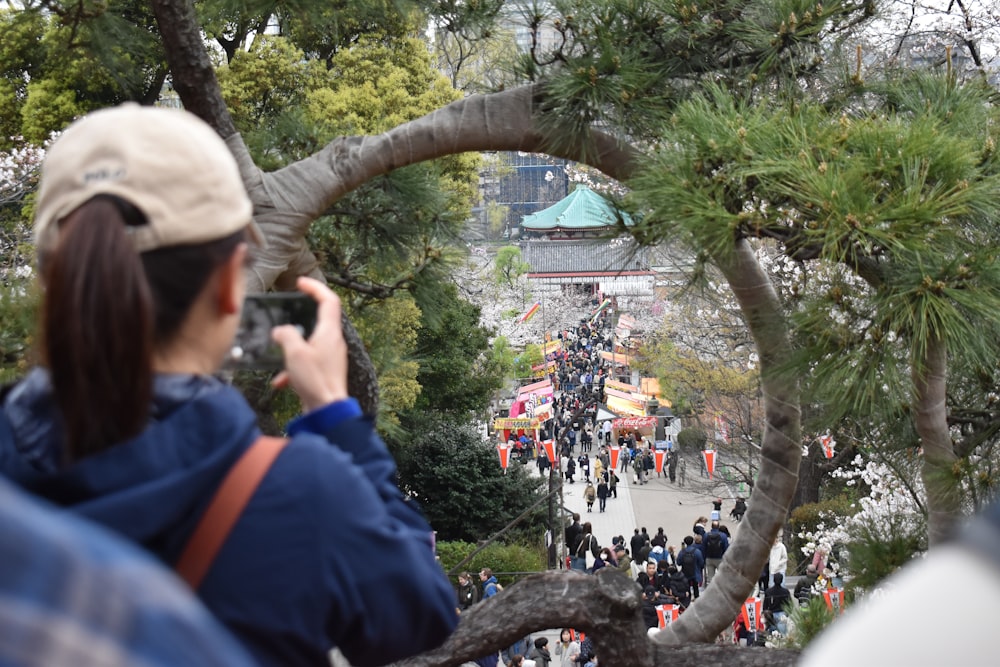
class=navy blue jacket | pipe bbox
[0,370,457,667]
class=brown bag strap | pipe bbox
[176,435,289,589]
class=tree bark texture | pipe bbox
[392,570,797,667]
[912,335,960,546]
[149,0,236,137]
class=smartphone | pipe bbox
[224,294,319,371]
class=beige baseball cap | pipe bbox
[34,103,263,254]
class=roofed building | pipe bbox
[519,185,653,297]
[520,184,633,239]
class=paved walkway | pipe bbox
[553,450,734,555]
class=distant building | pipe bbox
[519,185,654,298]
[463,2,572,240]
[473,152,570,240]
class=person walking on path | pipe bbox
[633,453,645,485]
[574,523,600,571]
[608,470,619,498]
[731,497,747,522]
[619,445,630,473]
[769,535,788,587]
[678,536,704,600]
[584,482,597,513]
[703,521,730,586]
[480,569,502,599]
[596,478,609,513]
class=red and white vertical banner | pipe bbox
[497,444,510,471]
[823,588,845,614]
[820,434,835,459]
[703,449,716,480]
[656,604,680,627]
[654,450,666,474]
[610,446,621,470]
[741,597,764,631]
[541,439,556,463]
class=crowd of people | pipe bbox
[476,300,829,659]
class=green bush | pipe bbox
[788,495,855,572]
[676,427,707,451]
[843,512,925,595]
[437,540,546,588]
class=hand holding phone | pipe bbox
[270,277,349,412]
[227,293,318,371]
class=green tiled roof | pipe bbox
[521,185,633,230]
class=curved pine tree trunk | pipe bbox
[655,239,801,645]
[912,335,960,546]
[152,0,806,650]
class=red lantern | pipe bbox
[542,439,556,462]
[703,449,716,480]
[497,444,510,471]
[823,588,844,614]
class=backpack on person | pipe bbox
[679,548,697,578]
[704,532,725,558]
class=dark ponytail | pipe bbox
[40,196,155,461]
[38,195,248,463]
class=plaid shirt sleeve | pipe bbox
[0,480,256,667]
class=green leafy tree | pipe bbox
[408,283,503,416]
[492,245,530,289]
[513,343,544,382]
[392,413,546,543]
[436,540,546,585]
[349,294,423,429]
[0,2,167,147]
[0,285,37,384]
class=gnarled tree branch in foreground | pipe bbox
[392,570,798,667]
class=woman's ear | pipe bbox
[216,244,248,315]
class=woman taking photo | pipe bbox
[0,105,456,666]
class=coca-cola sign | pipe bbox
[612,416,657,430]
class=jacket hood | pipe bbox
[0,368,258,548]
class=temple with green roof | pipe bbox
[518,185,653,297]
[520,184,633,239]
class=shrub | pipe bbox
[436,540,546,588]
[676,427,707,451]
[843,511,925,595]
